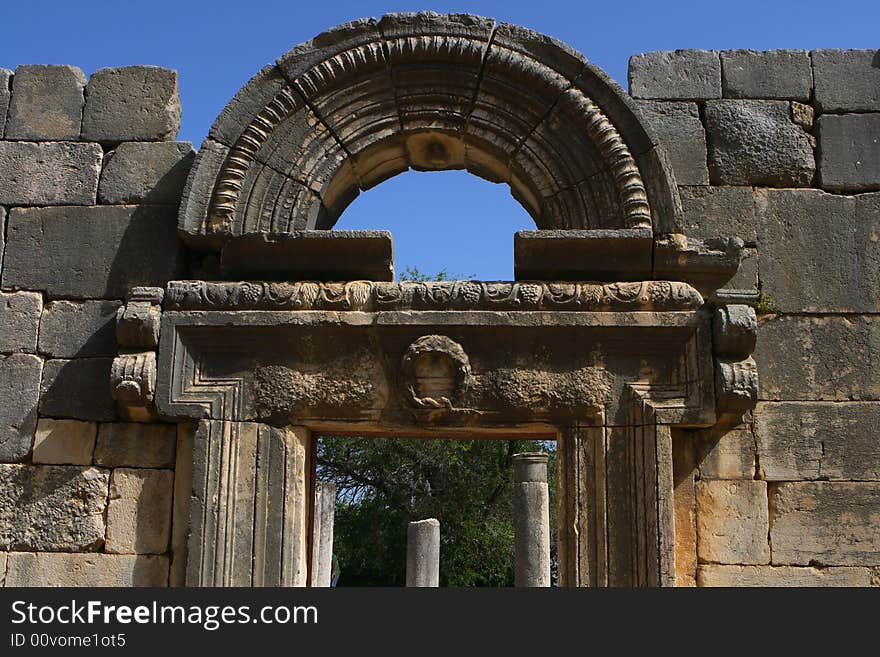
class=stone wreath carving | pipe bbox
[400,335,472,409]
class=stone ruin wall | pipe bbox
[0,48,877,587]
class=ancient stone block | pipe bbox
[770,482,880,566]
[0,464,108,551]
[0,292,42,353]
[817,114,880,192]
[32,419,96,465]
[672,436,697,586]
[811,49,880,112]
[634,101,708,185]
[721,50,812,100]
[755,402,880,481]
[99,141,195,204]
[704,100,815,186]
[697,564,873,587]
[0,354,42,462]
[38,300,120,358]
[94,422,176,468]
[2,205,184,299]
[39,358,116,422]
[0,68,11,136]
[106,467,173,554]
[756,190,880,312]
[5,65,86,140]
[755,316,880,401]
[694,426,756,480]
[628,50,721,100]
[696,480,769,565]
[170,423,195,587]
[0,142,101,206]
[5,552,168,587]
[81,66,180,142]
[679,186,757,245]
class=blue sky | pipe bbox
[5,1,878,279]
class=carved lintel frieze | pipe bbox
[400,335,472,410]
[116,287,164,348]
[712,304,757,359]
[111,351,157,410]
[715,356,758,413]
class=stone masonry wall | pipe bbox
[630,49,880,586]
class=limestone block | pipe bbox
[32,419,96,465]
[0,354,42,462]
[694,426,756,480]
[697,565,874,587]
[817,114,880,192]
[0,142,101,205]
[756,402,880,481]
[635,101,708,185]
[1,205,184,299]
[0,68,11,136]
[39,358,116,422]
[705,100,814,186]
[5,65,86,140]
[0,292,42,353]
[721,50,812,100]
[38,300,120,358]
[756,190,880,312]
[99,141,195,204]
[82,66,180,142]
[770,482,880,566]
[106,467,173,554]
[628,50,721,100]
[94,422,176,468]
[755,316,880,401]
[5,552,168,587]
[696,480,769,565]
[0,464,108,551]
[679,186,757,244]
[812,49,880,112]
[170,423,195,586]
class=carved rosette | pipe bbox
[111,287,164,421]
[711,304,759,417]
[400,335,472,410]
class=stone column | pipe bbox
[406,518,440,587]
[310,482,336,587]
[513,452,551,587]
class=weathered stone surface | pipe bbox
[38,300,120,358]
[39,358,116,421]
[513,453,551,587]
[634,101,708,185]
[698,564,874,587]
[817,114,880,192]
[0,142,101,206]
[99,141,195,204]
[791,101,814,129]
[0,464,108,551]
[770,482,880,566]
[2,205,184,299]
[696,480,769,565]
[5,552,168,587]
[94,422,176,468]
[756,190,880,312]
[32,419,96,465]
[727,248,758,292]
[82,66,180,142]
[170,423,194,587]
[406,518,440,587]
[0,354,42,462]
[694,426,756,480]
[679,186,757,244]
[0,551,6,586]
[705,100,815,186]
[106,467,173,554]
[812,49,880,112]
[756,316,880,401]
[0,68,11,136]
[756,402,880,481]
[629,50,721,100]
[721,50,812,100]
[5,65,86,140]
[673,437,697,586]
[0,292,42,353]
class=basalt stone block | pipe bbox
[696,480,770,565]
[106,467,173,554]
[817,114,880,192]
[514,229,653,280]
[39,358,116,422]
[0,68,11,136]
[0,292,42,353]
[721,50,812,100]
[2,205,184,299]
[635,101,708,185]
[94,422,176,469]
[32,419,97,465]
[628,50,721,100]
[81,66,181,142]
[0,142,101,206]
[5,552,169,587]
[0,354,42,462]
[697,565,874,587]
[812,49,880,112]
[679,186,757,245]
[99,141,195,204]
[770,482,880,566]
[5,65,86,140]
[705,100,814,186]
[0,464,108,551]
[208,64,287,146]
[38,300,120,358]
